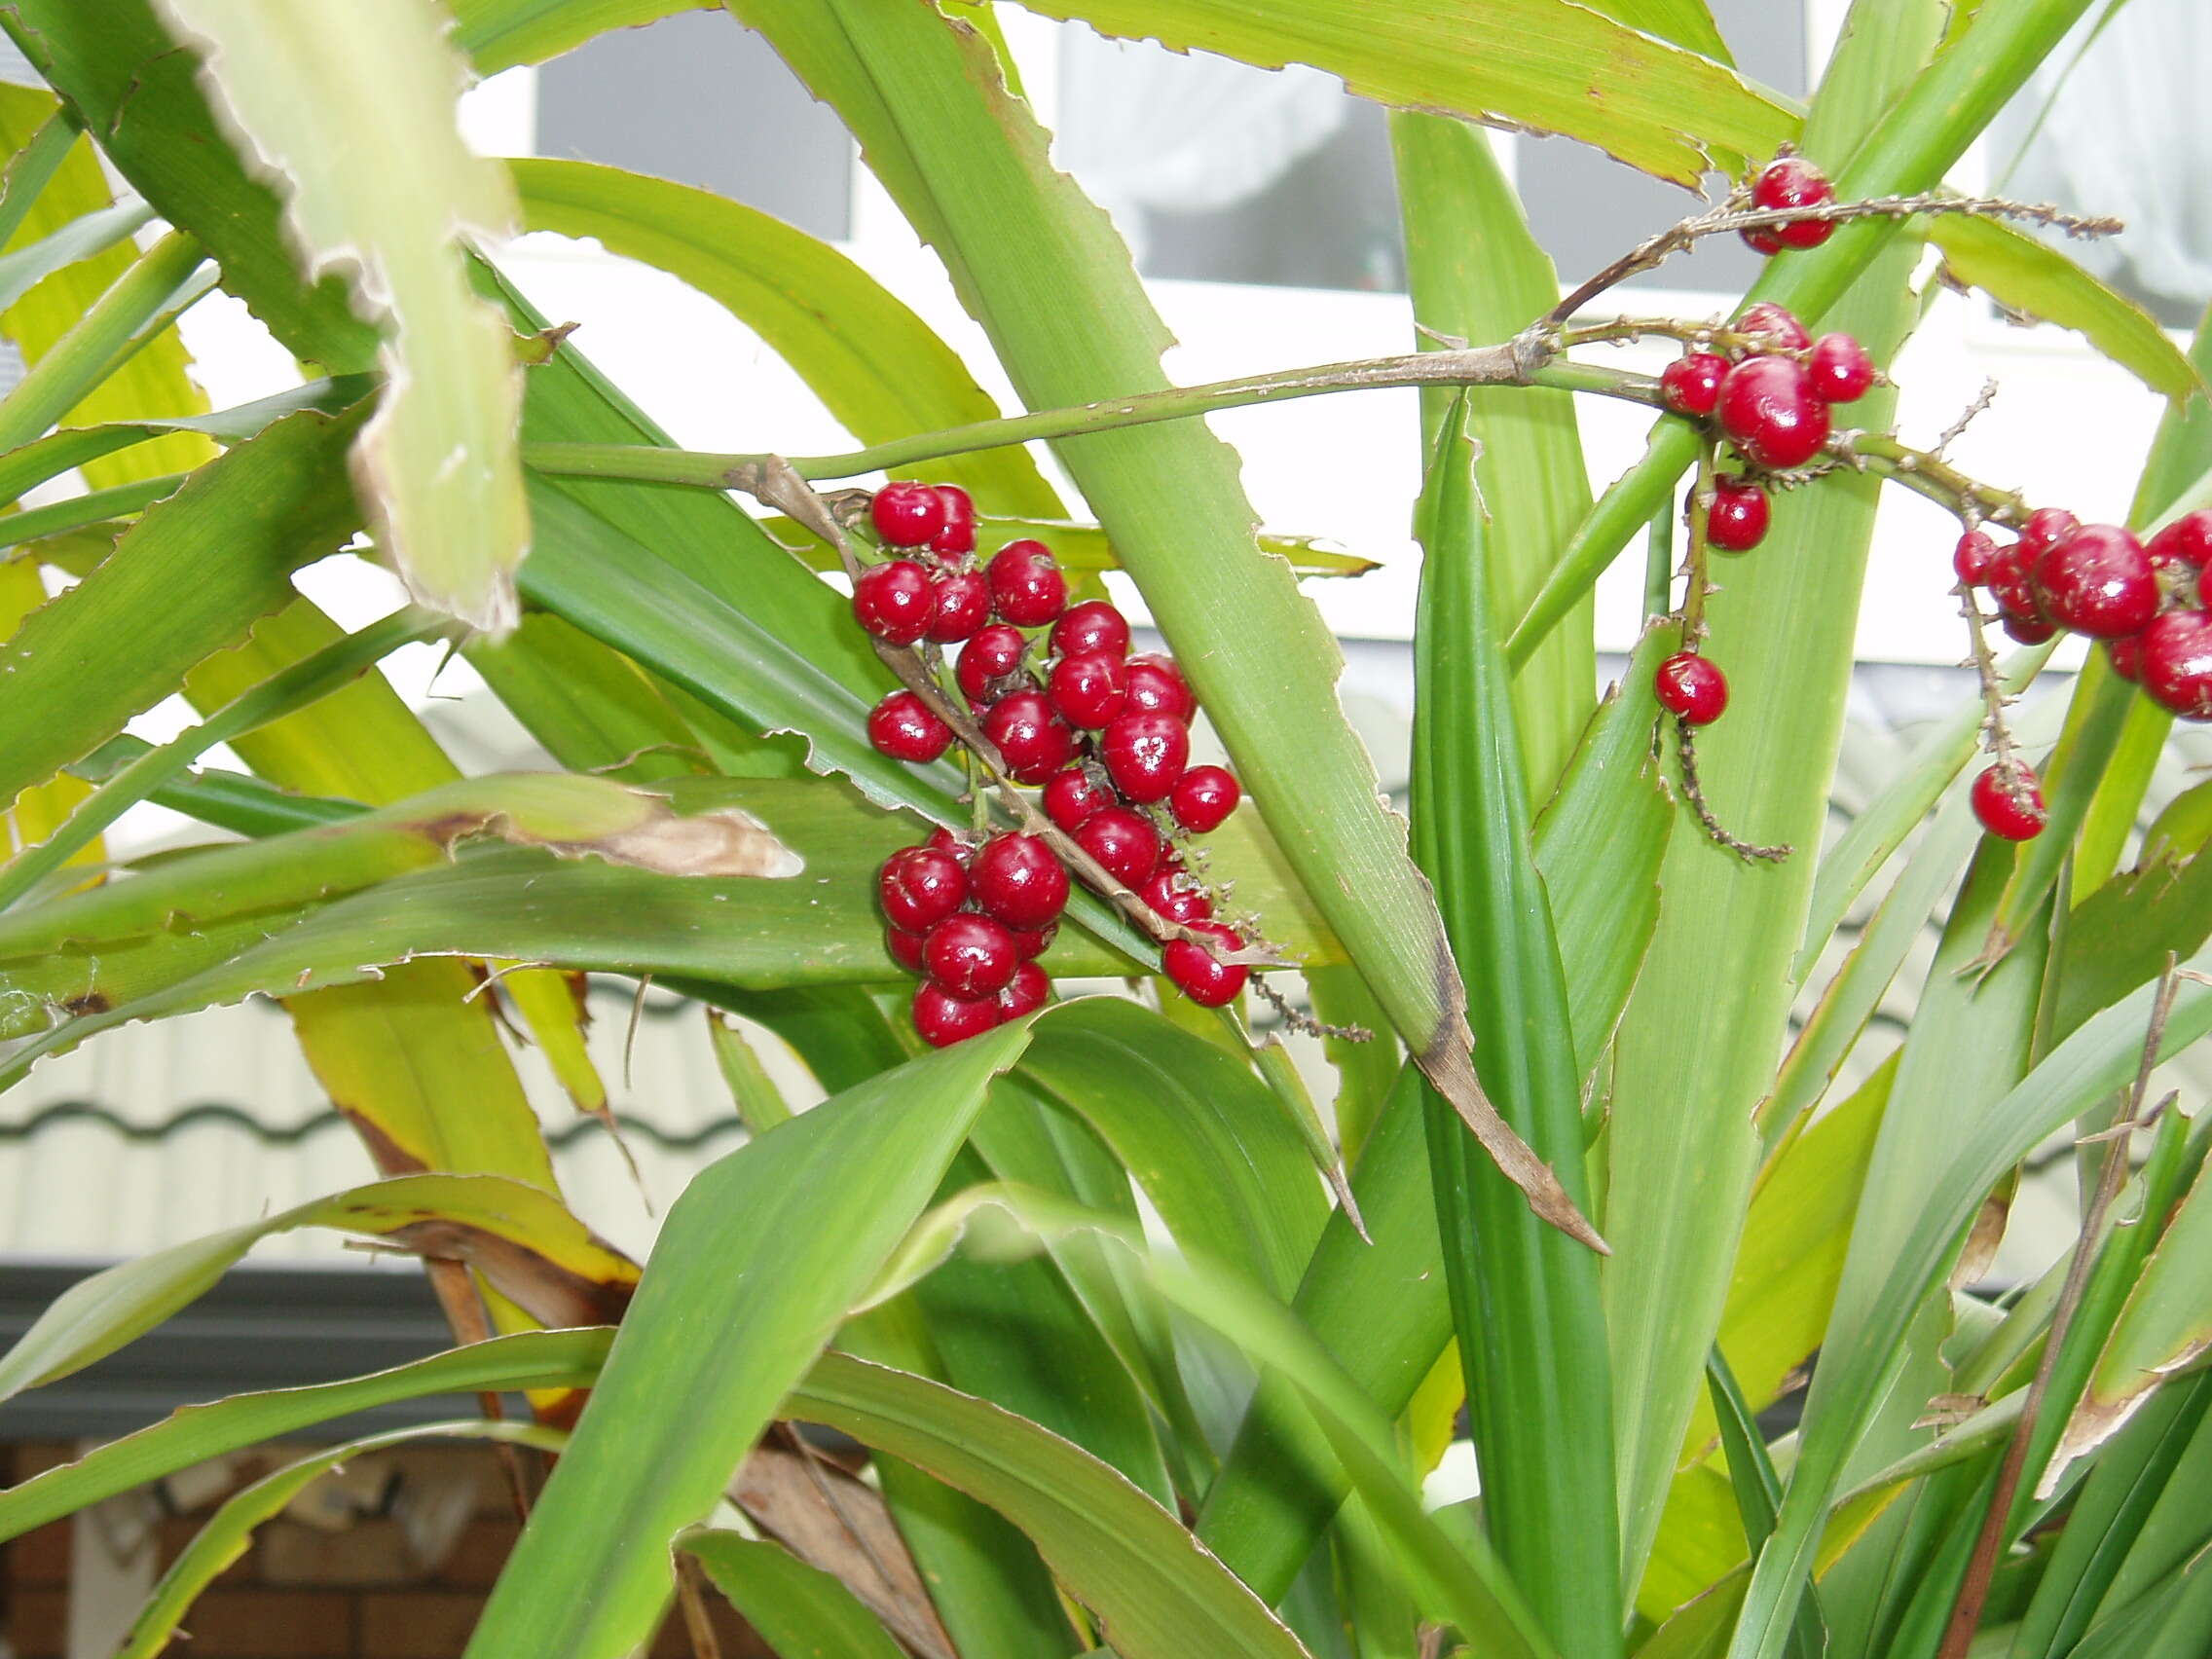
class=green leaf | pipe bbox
[0,200,154,314]
[1004,0,1794,185]
[461,1022,1034,1658]
[451,0,699,74]
[680,1530,909,1659]
[152,0,529,631]
[2055,846,2212,1037]
[1927,213,2208,402]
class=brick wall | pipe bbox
[3,1442,764,1659]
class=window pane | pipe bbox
[535,13,853,242]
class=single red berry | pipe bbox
[1654,652,1727,725]
[1741,225,1785,257]
[926,826,970,863]
[1706,476,1771,553]
[2036,525,2157,639]
[867,690,953,763]
[1971,765,2046,841]
[923,912,1019,998]
[1807,333,1875,403]
[930,484,977,556]
[1163,922,1249,1008]
[995,961,1050,1020]
[981,689,1078,782]
[925,567,992,644]
[970,832,1069,930]
[871,481,950,548]
[2151,509,2212,579]
[886,926,926,974]
[1716,356,1830,469]
[1735,301,1812,353]
[2109,633,2147,682]
[956,623,1027,703]
[1140,868,1213,924]
[1986,543,2048,629]
[853,560,938,645]
[1123,653,1196,721]
[1168,764,1240,833]
[2140,608,2212,719]
[1660,352,1729,418]
[2002,612,2058,645]
[1051,600,1131,659]
[1011,921,1056,960]
[1747,158,1836,251]
[1043,766,1111,831]
[1101,712,1191,803]
[2018,507,2082,562]
[1047,650,1129,729]
[987,539,1068,627]
[879,845,968,932]
[1075,806,1161,888]
[913,981,1000,1048]
[1954,530,2001,587]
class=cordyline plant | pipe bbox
[0,0,2210,1656]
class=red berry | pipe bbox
[2018,507,2082,562]
[926,826,970,863]
[2003,612,2058,645]
[930,485,977,556]
[986,540,1067,627]
[1140,868,1213,924]
[1660,352,1729,418]
[2036,525,2157,639]
[1716,356,1830,468]
[1163,923,1248,1008]
[1971,765,2046,841]
[1807,333,1875,403]
[923,912,1019,998]
[1987,543,2048,630]
[1741,225,1785,257]
[1706,476,1771,553]
[1075,806,1161,888]
[871,481,950,548]
[1746,158,1836,251]
[2109,634,2147,682]
[1043,766,1110,831]
[914,981,1000,1047]
[1168,764,1240,833]
[2140,609,2212,719]
[1011,922,1056,961]
[867,690,953,762]
[1954,531,2001,587]
[887,926,926,973]
[995,961,1049,1020]
[925,567,991,644]
[853,560,938,645]
[1050,600,1131,659]
[879,845,968,933]
[1123,653,1195,721]
[982,689,1078,782]
[1735,302,1812,353]
[1047,650,1129,729]
[2151,509,2212,579]
[970,832,1068,930]
[956,624,1026,703]
[1101,712,1191,803]
[1654,652,1727,725]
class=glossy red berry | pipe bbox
[1954,530,2001,587]
[2140,609,2212,719]
[1168,764,1240,833]
[1986,543,2048,630]
[879,845,968,933]
[886,926,926,973]
[982,689,1078,782]
[930,485,977,556]
[926,826,970,863]
[1140,868,1213,924]
[2035,525,2157,639]
[1075,806,1161,888]
[1746,158,1836,252]
[1706,476,1770,553]
[1654,652,1727,725]
[1050,600,1131,659]
[1163,923,1249,1008]
[913,981,1000,1048]
[926,567,991,644]
[1101,712,1191,803]
[2151,509,2212,579]
[1047,650,1129,729]
[2003,612,2058,645]
[867,690,953,763]
[986,540,1068,627]
[1734,302,1812,353]
[995,961,1050,1020]
[2109,634,2147,683]
[2019,507,2082,562]
[1660,352,1729,418]
[1807,333,1875,403]
[1043,766,1110,831]
[1971,765,2046,841]
[853,560,938,645]
[923,912,1019,998]
[970,832,1068,930]
[1011,922,1056,961]
[1716,356,1830,469]
[1123,653,1196,721]
[871,481,950,548]
[956,623,1027,703]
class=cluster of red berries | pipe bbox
[854,481,1253,1045]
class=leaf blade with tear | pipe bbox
[680,1530,908,1659]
